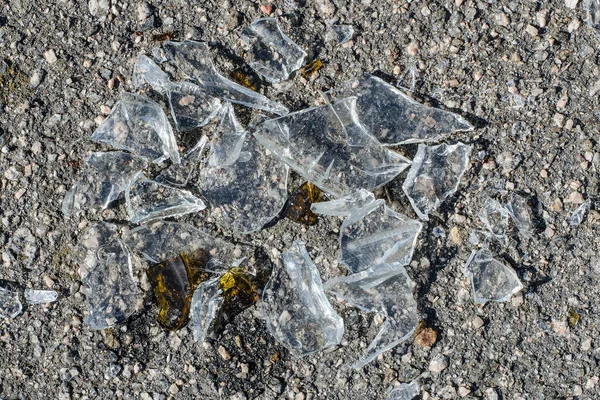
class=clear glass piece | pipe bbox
[132,54,171,94]
[587,0,600,31]
[191,277,223,342]
[261,241,344,356]
[322,74,474,146]
[387,380,420,400]
[0,286,22,318]
[326,24,354,45]
[464,248,523,305]
[402,142,472,221]
[506,193,534,237]
[242,18,307,83]
[568,199,591,227]
[311,189,376,217]
[478,197,510,246]
[91,93,180,164]
[207,102,247,168]
[324,263,418,369]
[126,174,206,224]
[75,222,141,329]
[24,289,59,304]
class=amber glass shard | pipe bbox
[148,248,209,330]
[284,182,323,226]
[300,59,323,79]
[217,267,259,323]
[229,70,259,91]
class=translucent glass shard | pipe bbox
[242,18,307,82]
[91,93,180,164]
[126,174,206,224]
[62,152,147,216]
[324,264,418,368]
[340,200,422,273]
[76,222,141,329]
[261,241,344,356]
[24,289,58,304]
[568,199,591,227]
[323,74,474,146]
[191,277,223,342]
[284,182,323,226]
[217,267,261,327]
[132,54,171,94]
[387,381,420,400]
[506,193,534,237]
[311,189,376,217]
[587,0,600,31]
[253,101,411,198]
[402,142,472,221]
[326,25,354,45]
[464,249,523,305]
[207,102,247,168]
[0,286,22,318]
[478,197,510,246]
[163,40,289,116]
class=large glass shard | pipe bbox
[125,174,206,224]
[387,380,420,400]
[132,54,171,94]
[147,248,209,330]
[322,74,474,146]
[156,135,209,187]
[76,223,141,329]
[478,198,510,246]
[123,221,241,273]
[0,286,22,318]
[207,102,247,168]
[261,241,344,356]
[568,199,591,227]
[163,40,289,116]
[253,101,411,198]
[506,193,534,237]
[91,93,180,164]
[284,182,323,226]
[340,200,422,273]
[402,142,472,221]
[587,0,600,31]
[242,18,307,83]
[311,189,376,217]
[62,152,147,216]
[324,263,419,369]
[325,25,354,45]
[191,277,223,342]
[25,289,58,304]
[464,249,523,305]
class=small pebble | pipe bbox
[429,355,448,372]
[100,105,111,115]
[415,326,438,347]
[525,24,538,37]
[30,70,44,88]
[44,49,58,64]
[260,3,274,15]
[565,0,578,9]
[218,345,231,360]
[407,41,420,56]
[472,316,485,329]
[458,386,471,397]
[137,2,152,21]
[564,192,584,204]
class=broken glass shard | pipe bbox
[191,277,223,342]
[568,199,591,226]
[91,93,180,164]
[326,25,354,45]
[587,0,600,31]
[311,189,376,217]
[216,267,261,327]
[322,74,474,146]
[62,151,147,216]
[324,263,418,369]
[24,289,58,304]
[284,182,323,226]
[300,59,323,79]
[242,18,307,82]
[156,136,209,187]
[132,54,171,94]
[506,193,534,237]
[478,197,510,246]
[126,174,206,224]
[253,100,411,198]
[387,380,420,400]
[340,200,422,273]
[397,63,417,93]
[261,241,344,356]
[402,142,472,221]
[147,248,209,330]
[464,248,523,305]
[76,222,141,329]
[163,40,289,116]
[0,286,22,318]
[207,102,247,168]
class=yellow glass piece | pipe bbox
[229,70,258,91]
[284,181,323,226]
[568,309,580,328]
[300,59,323,79]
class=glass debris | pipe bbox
[506,193,534,237]
[207,102,247,168]
[326,25,354,45]
[191,277,223,342]
[24,289,58,304]
[402,142,472,221]
[217,267,261,327]
[132,54,171,94]
[229,69,259,91]
[300,59,323,79]
[253,99,411,197]
[324,263,419,368]
[568,199,591,227]
[0,286,22,318]
[387,380,420,400]
[76,222,142,329]
[464,248,523,305]
[310,189,376,217]
[397,63,417,93]
[478,197,510,246]
[261,241,344,356]
[156,135,209,187]
[242,18,307,82]
[126,174,206,224]
[147,248,209,330]
[163,40,289,116]
[322,74,474,146]
[587,0,600,31]
[340,200,422,273]
[91,93,181,164]
[62,152,147,216]
[284,182,323,226]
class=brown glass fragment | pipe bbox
[284,181,323,226]
[300,59,323,79]
[148,248,208,330]
[216,267,259,324]
[229,70,259,91]
[152,31,178,41]
[568,309,580,328]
